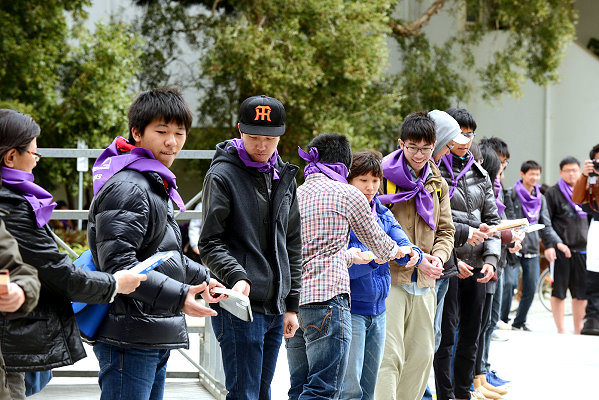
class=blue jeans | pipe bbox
[340,312,386,400]
[513,256,540,326]
[212,305,283,400]
[286,294,352,400]
[500,265,519,323]
[93,342,170,400]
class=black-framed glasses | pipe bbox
[28,151,42,162]
[404,145,434,156]
[501,159,509,168]
[446,143,455,151]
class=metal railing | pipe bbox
[41,147,227,399]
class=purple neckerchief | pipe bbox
[514,180,541,224]
[92,137,186,211]
[225,138,280,180]
[558,178,587,219]
[1,167,57,228]
[494,177,506,216]
[441,152,475,199]
[378,149,436,230]
[298,147,348,183]
[370,198,378,221]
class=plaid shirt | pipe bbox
[297,173,399,305]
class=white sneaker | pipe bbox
[491,332,509,342]
[496,320,512,330]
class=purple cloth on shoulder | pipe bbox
[225,138,280,179]
[514,180,541,224]
[377,149,435,230]
[1,166,57,228]
[558,178,586,218]
[92,137,186,211]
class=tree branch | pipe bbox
[211,0,222,18]
[390,0,448,37]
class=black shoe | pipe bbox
[511,323,531,331]
[581,318,599,336]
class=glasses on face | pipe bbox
[445,143,455,151]
[28,151,42,162]
[404,145,434,156]
[461,131,476,139]
[501,159,509,168]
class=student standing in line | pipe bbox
[200,95,302,399]
[87,88,223,400]
[375,111,457,400]
[287,133,412,400]
[340,150,423,400]
[545,157,589,334]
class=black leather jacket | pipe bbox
[439,154,501,269]
[88,169,210,349]
[199,142,302,315]
[0,187,115,371]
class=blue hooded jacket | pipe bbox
[348,197,422,315]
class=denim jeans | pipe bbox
[434,278,450,351]
[340,312,386,400]
[93,342,170,400]
[286,294,352,400]
[212,305,283,400]
[513,256,540,326]
[500,265,519,323]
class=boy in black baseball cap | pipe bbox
[199,95,302,399]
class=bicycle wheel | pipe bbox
[537,267,552,312]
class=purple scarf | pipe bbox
[225,138,280,180]
[514,180,542,224]
[558,178,587,219]
[298,147,348,183]
[370,198,378,221]
[441,152,475,199]
[1,167,57,228]
[494,177,506,216]
[377,149,436,230]
[92,137,186,211]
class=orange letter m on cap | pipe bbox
[254,105,272,122]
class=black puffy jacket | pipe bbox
[439,154,501,269]
[88,169,209,349]
[0,187,116,371]
[199,142,302,315]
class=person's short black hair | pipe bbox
[128,87,193,143]
[479,137,510,159]
[470,141,482,163]
[521,160,542,174]
[446,107,477,131]
[306,133,352,170]
[590,144,599,160]
[400,111,436,145]
[0,109,40,167]
[348,151,383,182]
[559,156,580,170]
[479,144,501,183]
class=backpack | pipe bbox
[72,227,166,341]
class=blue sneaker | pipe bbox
[487,370,510,386]
[422,384,433,400]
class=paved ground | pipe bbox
[32,295,598,399]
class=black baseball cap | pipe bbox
[238,95,286,137]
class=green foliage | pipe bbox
[0,1,141,203]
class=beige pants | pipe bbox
[0,370,25,400]
[374,285,436,400]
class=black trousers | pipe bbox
[434,272,487,400]
[585,270,599,321]
[474,293,493,375]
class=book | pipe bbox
[489,218,529,233]
[520,224,545,233]
[210,287,253,322]
[0,270,9,295]
[129,251,174,274]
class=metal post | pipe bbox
[78,170,83,230]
